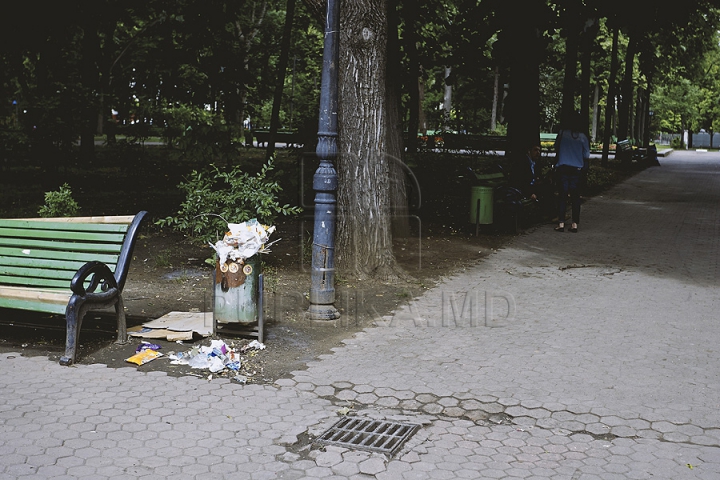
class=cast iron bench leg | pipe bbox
[114,296,128,345]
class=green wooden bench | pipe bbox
[615,139,646,163]
[0,211,147,365]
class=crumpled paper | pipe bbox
[210,219,276,264]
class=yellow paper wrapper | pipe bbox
[125,349,163,365]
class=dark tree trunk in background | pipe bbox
[560,26,579,127]
[403,0,421,156]
[387,0,410,238]
[80,19,99,164]
[580,19,597,135]
[506,12,542,157]
[266,0,297,160]
[602,27,620,167]
[617,28,638,142]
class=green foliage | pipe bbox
[175,110,246,165]
[38,183,80,218]
[156,157,302,244]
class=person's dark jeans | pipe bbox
[557,166,582,224]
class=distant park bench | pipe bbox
[253,131,303,148]
[437,133,508,152]
[0,212,147,365]
[615,139,657,165]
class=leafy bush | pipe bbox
[38,183,80,217]
[156,157,302,244]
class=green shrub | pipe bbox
[38,183,80,217]
[156,157,302,244]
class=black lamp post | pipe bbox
[307,0,340,320]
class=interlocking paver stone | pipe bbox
[3,152,720,478]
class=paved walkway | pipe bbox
[2,150,720,479]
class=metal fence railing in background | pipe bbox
[656,132,720,148]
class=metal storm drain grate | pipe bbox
[316,417,420,456]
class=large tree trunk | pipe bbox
[335,1,403,279]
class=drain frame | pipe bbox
[316,417,420,456]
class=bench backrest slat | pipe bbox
[0,274,72,290]
[0,216,134,291]
[0,237,125,254]
[0,227,127,244]
[0,246,119,265]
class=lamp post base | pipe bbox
[306,304,341,321]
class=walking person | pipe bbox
[553,113,590,233]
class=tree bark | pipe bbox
[335,0,404,279]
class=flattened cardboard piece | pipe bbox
[128,311,212,340]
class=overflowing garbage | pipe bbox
[209,219,277,265]
[126,338,266,383]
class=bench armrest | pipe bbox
[70,261,119,296]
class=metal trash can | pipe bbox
[213,254,261,324]
[469,186,494,224]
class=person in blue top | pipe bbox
[553,113,590,233]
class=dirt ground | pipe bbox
[0,147,640,384]
[0,217,514,384]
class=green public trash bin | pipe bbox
[214,254,261,325]
[470,186,494,224]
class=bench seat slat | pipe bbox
[0,285,70,315]
[0,247,120,264]
[0,238,124,254]
[0,227,127,243]
[0,299,66,314]
[0,285,69,301]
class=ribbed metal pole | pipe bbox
[307,0,340,320]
